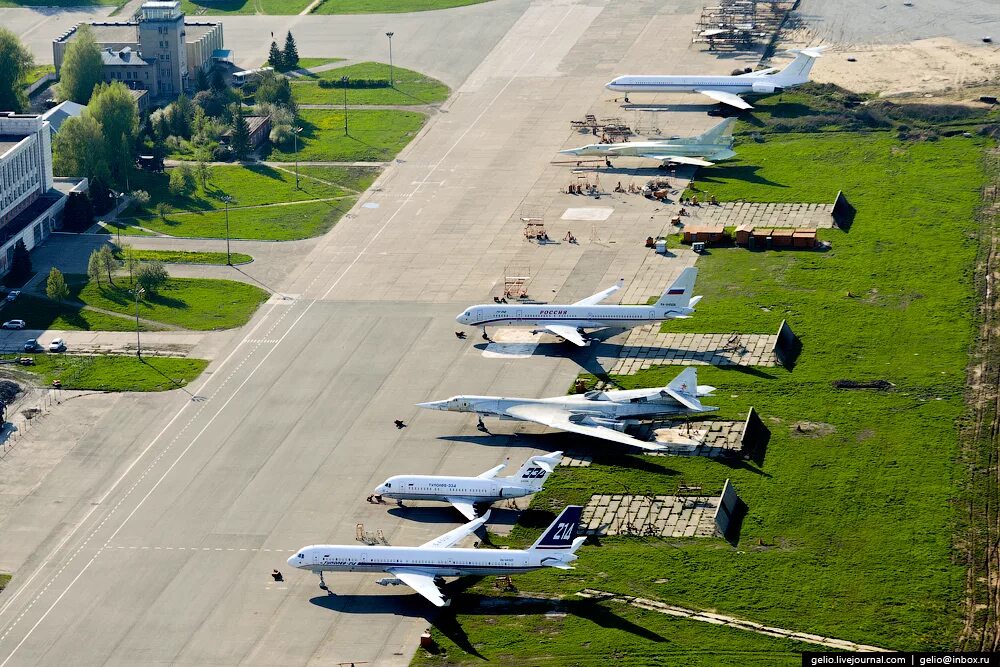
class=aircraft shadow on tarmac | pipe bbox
[309,588,666,658]
[386,505,523,526]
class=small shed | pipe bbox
[792,230,818,248]
[734,223,753,246]
[770,228,795,248]
[682,223,725,245]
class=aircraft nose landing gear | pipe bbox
[318,571,330,592]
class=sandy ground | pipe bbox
[783,31,1000,97]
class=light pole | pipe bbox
[293,126,302,189]
[385,32,394,87]
[221,195,233,265]
[133,286,145,358]
[110,190,125,243]
[342,76,349,136]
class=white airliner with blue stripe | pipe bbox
[457,267,700,346]
[606,46,827,108]
[288,506,585,607]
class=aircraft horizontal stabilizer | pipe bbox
[696,89,753,109]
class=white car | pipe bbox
[5,290,20,302]
[1,320,25,329]
[48,338,66,352]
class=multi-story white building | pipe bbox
[0,113,87,276]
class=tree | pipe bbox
[7,239,31,286]
[87,248,103,288]
[171,94,195,138]
[156,202,170,221]
[267,41,284,70]
[230,106,251,160]
[210,65,226,92]
[119,243,138,284]
[88,82,139,188]
[195,155,212,189]
[52,115,110,189]
[282,31,299,70]
[255,72,293,109]
[169,163,196,196]
[135,261,168,296]
[46,268,70,303]
[195,67,209,92]
[0,27,34,112]
[95,244,120,286]
[58,25,102,104]
[62,192,95,232]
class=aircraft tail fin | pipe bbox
[695,118,736,145]
[774,46,827,85]
[655,267,699,309]
[530,505,583,551]
[510,451,563,490]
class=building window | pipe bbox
[33,224,42,245]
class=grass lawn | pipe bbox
[275,57,344,73]
[265,109,425,162]
[69,275,269,331]
[129,164,351,211]
[312,0,490,14]
[0,574,9,593]
[20,354,208,392]
[125,198,355,240]
[0,0,118,5]
[294,165,380,192]
[118,249,253,265]
[178,0,309,15]
[426,132,989,662]
[291,62,449,105]
[23,64,54,88]
[0,294,165,332]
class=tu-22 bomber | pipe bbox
[457,267,700,346]
[374,451,563,520]
[288,506,585,607]
[418,367,717,450]
[560,117,737,167]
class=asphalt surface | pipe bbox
[0,0,747,665]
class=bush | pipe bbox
[269,123,294,148]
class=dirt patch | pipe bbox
[791,421,836,437]
[832,379,895,390]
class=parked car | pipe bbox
[1,320,25,329]
[48,338,66,352]
[23,338,40,352]
[6,290,21,302]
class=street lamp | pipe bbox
[221,194,233,265]
[109,190,125,243]
[385,32,394,87]
[133,286,145,358]
[293,126,303,189]
[342,76,349,136]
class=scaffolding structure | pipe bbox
[692,0,793,51]
[499,263,532,301]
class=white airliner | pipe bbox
[457,267,700,346]
[605,46,828,108]
[560,118,737,167]
[373,451,563,520]
[288,505,585,607]
[418,367,716,451]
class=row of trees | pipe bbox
[267,32,299,72]
[0,27,35,112]
[88,245,168,295]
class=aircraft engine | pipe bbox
[375,577,405,586]
[751,81,780,94]
[578,416,628,432]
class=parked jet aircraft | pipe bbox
[560,118,737,167]
[457,267,700,346]
[374,452,564,520]
[605,46,828,108]
[288,505,585,606]
[417,367,716,451]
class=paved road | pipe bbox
[0,0,726,664]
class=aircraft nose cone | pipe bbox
[416,401,445,410]
[559,149,578,155]
[287,554,299,567]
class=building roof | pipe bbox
[100,46,150,66]
[185,24,218,40]
[39,101,85,134]
[0,137,28,159]
[142,1,179,7]
[55,23,138,45]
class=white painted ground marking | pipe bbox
[561,207,614,221]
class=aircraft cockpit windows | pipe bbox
[296,553,304,559]
[385,482,391,488]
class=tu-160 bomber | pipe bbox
[605,46,828,108]
[373,451,563,520]
[418,367,717,450]
[457,267,700,346]
[560,118,737,167]
[288,506,585,607]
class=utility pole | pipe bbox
[221,195,233,265]
[293,126,302,188]
[342,76,349,135]
[133,286,145,358]
[385,32,394,87]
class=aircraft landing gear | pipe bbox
[482,328,491,342]
[477,417,490,434]
[624,95,630,103]
[318,571,328,591]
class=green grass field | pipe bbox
[20,354,208,392]
[312,0,490,14]
[280,57,344,72]
[290,62,449,105]
[118,249,253,265]
[178,0,309,15]
[69,275,269,330]
[0,0,118,6]
[0,574,9,593]
[23,64,54,88]
[422,132,989,662]
[123,198,355,240]
[265,109,425,162]
[0,294,166,332]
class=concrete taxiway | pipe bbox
[0,0,733,664]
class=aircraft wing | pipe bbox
[445,497,479,521]
[640,154,714,167]
[738,67,778,77]
[695,89,753,109]
[420,511,490,549]
[505,404,667,451]
[386,567,448,607]
[477,463,506,480]
[572,278,624,306]
[543,325,587,347]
